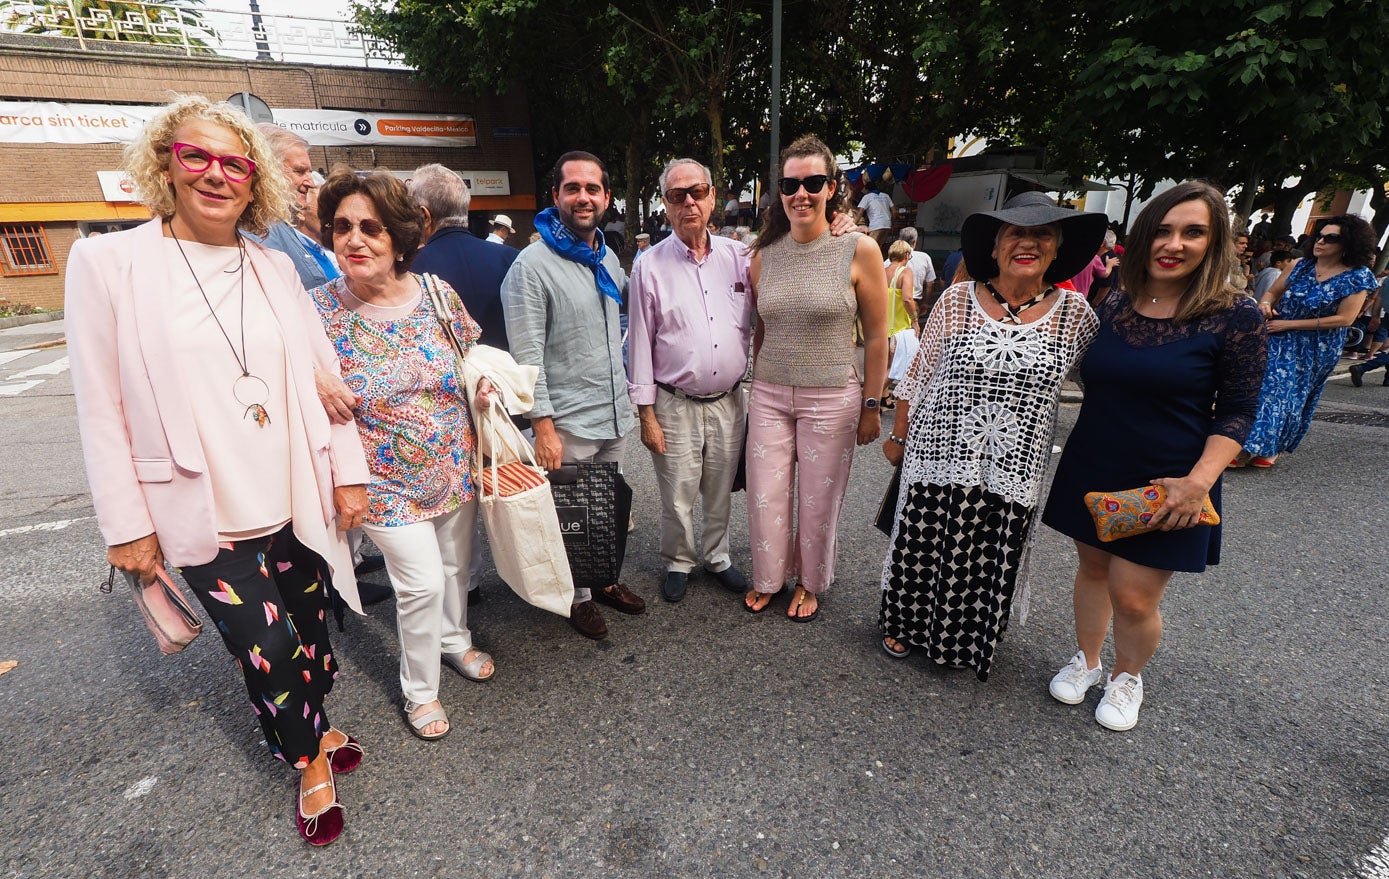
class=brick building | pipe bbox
[0,37,535,310]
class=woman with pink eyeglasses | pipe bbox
[66,95,370,846]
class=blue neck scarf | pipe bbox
[534,207,622,306]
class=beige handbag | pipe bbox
[475,405,575,617]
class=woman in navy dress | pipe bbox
[1041,182,1267,731]
[1236,214,1376,467]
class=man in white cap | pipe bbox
[633,232,652,262]
[488,214,514,245]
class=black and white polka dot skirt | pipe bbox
[879,481,1032,681]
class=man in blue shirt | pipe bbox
[250,124,337,291]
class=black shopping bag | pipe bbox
[547,462,633,589]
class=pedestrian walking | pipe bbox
[1237,215,1375,467]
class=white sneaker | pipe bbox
[1095,672,1144,731]
[1049,651,1104,704]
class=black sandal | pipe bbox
[881,636,911,658]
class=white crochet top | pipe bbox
[894,282,1099,508]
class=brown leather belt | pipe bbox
[656,380,739,403]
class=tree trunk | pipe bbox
[623,105,651,259]
[708,93,726,226]
[1233,166,1259,232]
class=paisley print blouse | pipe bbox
[311,275,481,527]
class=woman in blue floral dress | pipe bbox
[1238,214,1376,467]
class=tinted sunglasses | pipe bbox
[663,183,712,203]
[777,175,831,196]
[1314,232,1343,243]
[171,142,255,182]
[331,218,388,238]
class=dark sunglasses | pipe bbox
[777,175,830,196]
[663,183,712,203]
[1314,232,1343,243]
[171,142,255,182]
[331,218,388,238]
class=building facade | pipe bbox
[0,37,536,310]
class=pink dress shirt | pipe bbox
[625,233,752,406]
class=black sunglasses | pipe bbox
[1314,232,1343,243]
[777,175,830,196]
[663,183,712,203]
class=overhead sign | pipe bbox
[271,109,476,147]
[97,171,139,203]
[0,101,476,147]
[388,169,511,196]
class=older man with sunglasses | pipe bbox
[627,160,857,603]
[626,159,753,602]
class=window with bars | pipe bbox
[0,225,57,277]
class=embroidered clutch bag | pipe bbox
[1083,484,1220,542]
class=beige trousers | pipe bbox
[649,386,746,574]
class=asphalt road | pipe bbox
[1,319,1386,879]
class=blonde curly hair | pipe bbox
[123,94,290,236]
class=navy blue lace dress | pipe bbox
[1042,292,1267,572]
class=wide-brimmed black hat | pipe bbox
[961,192,1109,284]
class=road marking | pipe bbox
[10,355,68,378]
[0,380,42,397]
[1352,834,1389,879]
[0,516,95,538]
[0,350,34,366]
[123,776,158,800]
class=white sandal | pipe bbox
[442,648,495,683]
[404,699,450,741]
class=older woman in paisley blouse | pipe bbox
[878,193,1106,680]
[310,169,496,742]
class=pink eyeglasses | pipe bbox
[171,142,256,182]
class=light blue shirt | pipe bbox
[501,240,635,440]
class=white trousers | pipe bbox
[363,500,477,706]
[555,427,627,604]
[649,386,745,573]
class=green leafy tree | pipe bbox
[1053,0,1388,232]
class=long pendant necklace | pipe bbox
[169,224,272,427]
[983,280,1052,325]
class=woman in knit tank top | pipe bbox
[742,135,890,621]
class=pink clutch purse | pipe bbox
[1083,484,1219,542]
[104,565,203,655]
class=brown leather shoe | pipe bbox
[569,600,608,640]
[594,582,646,615]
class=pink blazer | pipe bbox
[66,219,371,595]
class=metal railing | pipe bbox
[0,1,405,68]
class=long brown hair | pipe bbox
[751,134,848,254]
[1119,181,1237,322]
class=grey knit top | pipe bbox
[753,229,863,387]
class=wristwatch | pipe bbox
[862,397,879,410]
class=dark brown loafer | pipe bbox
[569,600,608,640]
[594,582,646,615]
